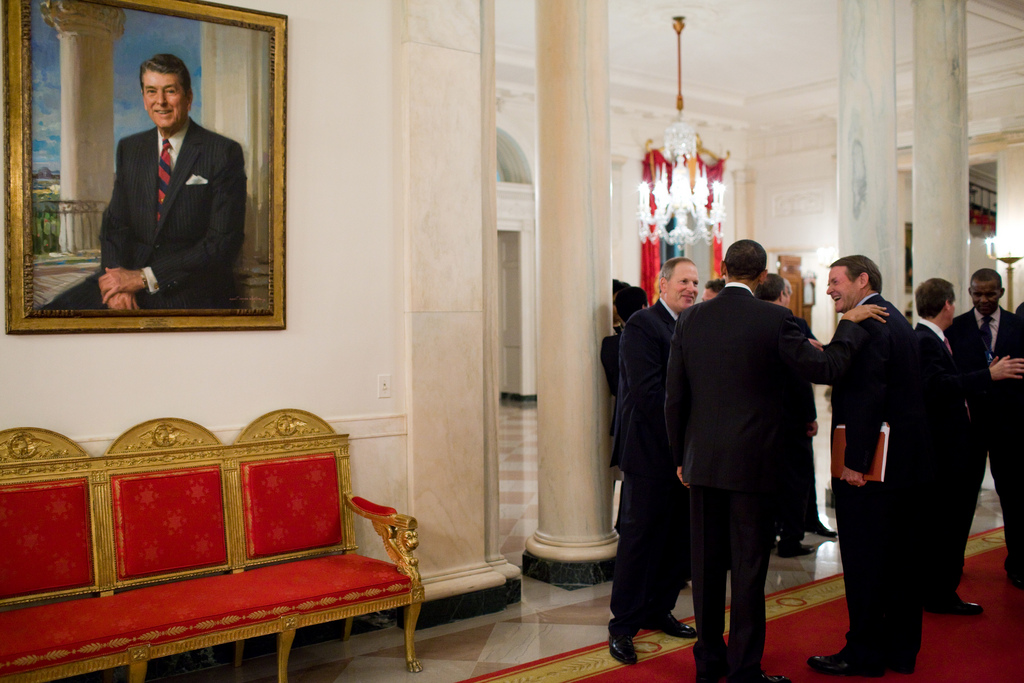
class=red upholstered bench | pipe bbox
[0,410,424,682]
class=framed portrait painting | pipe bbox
[4,0,286,333]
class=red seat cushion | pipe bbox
[0,478,93,600]
[240,454,343,558]
[0,554,411,677]
[111,467,227,579]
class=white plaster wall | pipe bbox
[0,1,404,557]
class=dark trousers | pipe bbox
[989,440,1024,577]
[608,472,690,636]
[690,485,775,683]
[834,481,923,669]
[775,434,813,544]
[923,444,987,603]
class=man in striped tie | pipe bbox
[44,54,246,310]
[946,269,1024,592]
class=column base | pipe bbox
[521,550,615,590]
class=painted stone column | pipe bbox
[837,0,900,300]
[41,0,124,253]
[200,23,272,309]
[912,0,968,301]
[997,143,1024,309]
[525,0,617,585]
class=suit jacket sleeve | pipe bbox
[148,138,246,288]
[918,333,991,399]
[99,138,135,271]
[779,318,868,385]
[665,319,691,468]
[838,319,888,473]
[620,313,669,444]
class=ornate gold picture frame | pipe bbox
[4,0,286,333]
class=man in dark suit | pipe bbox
[808,255,930,677]
[607,258,699,665]
[666,241,878,683]
[754,274,822,558]
[44,53,246,311]
[946,268,1024,590]
[914,278,1024,615]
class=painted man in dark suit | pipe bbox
[914,278,1024,615]
[666,241,878,683]
[808,255,930,677]
[44,53,246,311]
[946,268,1024,590]
[607,258,699,666]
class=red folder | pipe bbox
[830,423,889,482]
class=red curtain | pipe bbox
[704,157,726,278]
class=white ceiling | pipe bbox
[495,0,1024,131]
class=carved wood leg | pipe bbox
[234,640,245,667]
[128,661,148,683]
[277,628,296,683]
[342,617,354,641]
[403,602,423,673]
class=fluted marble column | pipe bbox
[997,143,1024,309]
[525,0,616,584]
[837,0,900,297]
[912,0,968,300]
[41,0,124,253]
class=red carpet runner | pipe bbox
[464,529,1021,682]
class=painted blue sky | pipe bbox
[31,0,203,172]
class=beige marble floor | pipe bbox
[166,389,1006,683]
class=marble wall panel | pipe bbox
[406,310,487,578]
[403,0,479,54]
[404,42,483,313]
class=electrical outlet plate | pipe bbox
[378,374,391,399]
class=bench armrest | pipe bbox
[346,495,421,584]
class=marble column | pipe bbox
[912,0,969,301]
[41,0,124,253]
[837,0,901,300]
[200,23,272,309]
[525,0,617,586]
[481,0,519,586]
[997,143,1024,310]
[398,0,507,603]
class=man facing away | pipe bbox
[808,255,930,677]
[666,240,880,683]
[914,278,1024,615]
[44,53,247,311]
[607,258,700,665]
[946,268,1024,590]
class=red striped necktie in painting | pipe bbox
[158,137,172,221]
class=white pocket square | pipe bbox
[186,174,208,185]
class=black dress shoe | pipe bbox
[1009,573,1024,590]
[777,541,815,558]
[807,522,839,538]
[887,660,915,674]
[695,669,725,683]
[748,673,791,683]
[608,634,637,665]
[923,596,983,615]
[807,654,884,677]
[641,612,696,638]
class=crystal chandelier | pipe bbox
[638,17,725,246]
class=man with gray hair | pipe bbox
[608,257,700,665]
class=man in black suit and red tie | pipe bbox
[666,241,879,683]
[607,257,700,666]
[44,53,246,311]
[914,278,1024,615]
[946,268,1024,590]
[808,255,930,677]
